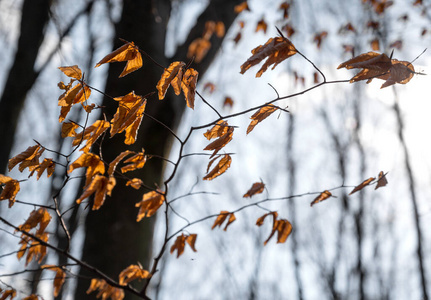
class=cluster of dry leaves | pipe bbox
[0,9,416,296]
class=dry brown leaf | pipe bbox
[108,150,134,176]
[0,289,16,300]
[187,38,211,63]
[181,68,199,109]
[41,265,66,297]
[371,39,380,50]
[375,171,388,190]
[18,208,51,235]
[234,1,250,13]
[59,65,82,80]
[310,190,332,207]
[95,42,142,77]
[121,151,147,173]
[61,122,80,138]
[118,264,150,286]
[21,232,48,266]
[126,178,143,190]
[22,295,39,300]
[256,212,292,245]
[204,127,234,158]
[68,153,105,187]
[86,278,125,300]
[156,61,186,100]
[313,31,328,49]
[255,18,267,33]
[170,233,197,258]
[212,211,236,231]
[215,21,225,37]
[29,158,55,180]
[349,177,375,195]
[204,120,230,140]
[223,97,234,108]
[135,190,165,221]
[240,37,297,77]
[337,51,415,88]
[247,104,278,134]
[203,154,232,180]
[279,2,290,18]
[76,175,115,210]
[282,24,295,37]
[0,174,20,207]
[243,182,265,198]
[72,120,110,152]
[8,145,41,172]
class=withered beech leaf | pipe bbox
[337,51,415,88]
[255,18,268,33]
[203,154,232,180]
[170,233,198,258]
[204,126,234,158]
[212,211,236,231]
[126,178,143,190]
[59,65,82,80]
[157,61,186,100]
[95,41,143,77]
[234,1,250,13]
[240,37,297,77]
[349,177,375,195]
[187,38,211,63]
[256,212,291,245]
[243,182,265,198]
[224,97,234,108]
[0,290,16,300]
[204,120,230,140]
[310,190,332,207]
[29,158,55,180]
[72,120,110,152]
[247,104,278,134]
[108,150,134,177]
[256,211,278,227]
[313,31,328,49]
[118,264,151,286]
[181,68,199,109]
[61,122,80,138]
[8,145,41,172]
[121,150,147,173]
[0,174,20,207]
[41,265,66,297]
[135,189,165,221]
[18,208,51,235]
[375,171,388,190]
[68,153,105,187]
[86,278,125,300]
[76,175,116,210]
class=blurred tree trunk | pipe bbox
[0,0,51,173]
[75,0,241,298]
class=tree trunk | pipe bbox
[0,0,51,173]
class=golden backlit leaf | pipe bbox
[240,37,297,77]
[61,122,80,138]
[23,232,48,266]
[95,42,142,77]
[223,97,234,108]
[203,82,216,93]
[204,126,234,157]
[126,178,143,190]
[0,289,16,300]
[375,171,388,190]
[255,18,268,33]
[121,151,147,173]
[243,182,265,198]
[135,190,165,221]
[72,120,110,152]
[206,155,219,173]
[337,51,415,88]
[204,120,230,140]
[59,65,82,80]
[86,278,125,300]
[110,92,146,143]
[187,38,211,63]
[29,158,55,180]
[203,154,232,180]
[108,150,133,176]
[275,219,292,244]
[57,82,91,123]
[0,174,20,207]
[41,265,66,297]
[156,61,186,100]
[215,21,225,37]
[349,177,375,195]
[22,295,39,300]
[76,175,115,210]
[371,39,380,50]
[186,234,198,252]
[18,208,51,235]
[68,153,105,187]
[118,265,151,286]
[234,2,250,13]
[247,104,278,134]
[233,31,242,44]
[313,31,328,49]
[310,190,332,207]
[256,211,278,226]
[8,145,41,172]
[170,233,197,258]
[279,1,290,18]
[212,211,236,231]
[282,24,295,37]
[181,68,199,109]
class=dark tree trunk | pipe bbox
[75,0,241,298]
[0,0,51,173]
